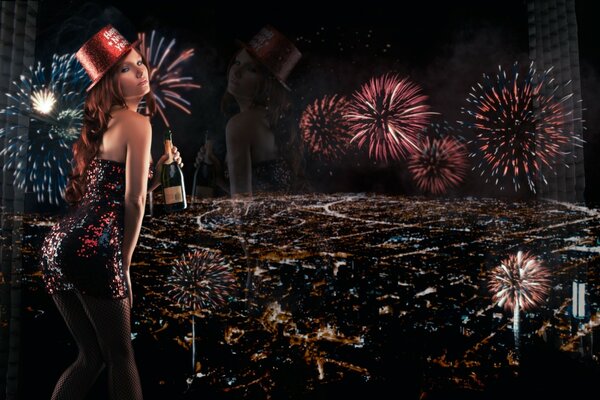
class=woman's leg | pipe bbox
[50,291,105,400]
[77,293,143,400]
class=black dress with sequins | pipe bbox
[41,158,153,299]
[252,159,293,193]
[224,158,293,193]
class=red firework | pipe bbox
[461,62,575,192]
[347,73,436,163]
[408,136,469,195]
[300,94,352,162]
[138,31,202,128]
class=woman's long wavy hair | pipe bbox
[65,49,156,205]
[221,50,306,191]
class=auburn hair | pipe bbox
[221,49,305,190]
[65,49,156,205]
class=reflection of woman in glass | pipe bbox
[198,27,304,303]
[221,25,304,196]
[40,25,181,399]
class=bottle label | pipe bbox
[164,186,183,204]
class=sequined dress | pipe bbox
[252,159,293,192]
[41,158,153,299]
[224,158,293,193]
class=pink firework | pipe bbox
[347,73,436,163]
[138,31,202,128]
[408,136,468,195]
[488,250,551,313]
[300,94,352,162]
[460,62,575,192]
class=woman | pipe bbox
[40,25,182,399]
[197,25,303,197]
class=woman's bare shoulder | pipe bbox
[226,109,265,140]
[111,109,151,137]
[111,108,149,125]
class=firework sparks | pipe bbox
[346,73,437,163]
[408,136,468,195]
[488,250,551,348]
[166,249,236,387]
[300,94,352,162]
[460,62,577,192]
[421,120,468,142]
[31,89,57,114]
[489,250,550,312]
[166,249,237,312]
[138,30,202,128]
[0,53,89,205]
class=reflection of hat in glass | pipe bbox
[236,25,302,91]
[76,24,140,92]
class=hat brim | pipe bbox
[235,39,292,91]
[85,39,142,92]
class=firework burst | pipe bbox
[0,53,89,205]
[138,30,201,128]
[166,249,237,312]
[166,249,236,387]
[300,94,352,162]
[489,250,551,312]
[488,250,551,348]
[346,73,437,163]
[460,62,577,192]
[408,136,468,195]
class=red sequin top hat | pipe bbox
[76,25,140,92]
[236,25,301,91]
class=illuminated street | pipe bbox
[20,194,600,398]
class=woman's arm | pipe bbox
[210,155,230,195]
[148,175,161,193]
[226,115,253,196]
[196,147,230,195]
[122,113,152,272]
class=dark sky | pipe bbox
[34,0,600,203]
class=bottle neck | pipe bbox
[164,139,174,163]
[204,139,213,165]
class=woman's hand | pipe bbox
[125,269,133,308]
[194,145,229,194]
[150,146,184,190]
[194,145,221,168]
[194,145,206,169]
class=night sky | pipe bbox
[9,3,600,397]
[33,0,600,204]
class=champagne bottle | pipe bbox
[144,192,154,217]
[161,130,187,212]
[193,133,216,199]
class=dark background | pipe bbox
[15,2,600,398]
[32,0,600,205]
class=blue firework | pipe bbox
[420,121,467,143]
[0,53,89,205]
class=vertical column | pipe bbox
[540,0,559,200]
[0,1,37,399]
[565,0,585,201]
[547,0,566,201]
[528,0,585,203]
[0,3,17,396]
[555,0,576,202]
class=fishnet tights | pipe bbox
[51,291,143,399]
